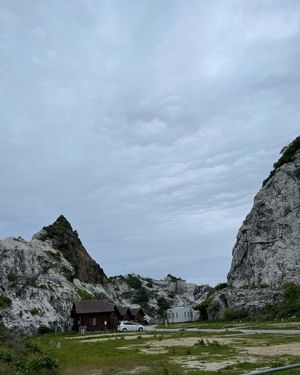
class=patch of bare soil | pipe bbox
[140,347,169,354]
[245,342,300,356]
[119,366,148,374]
[65,368,103,375]
[79,334,155,343]
[147,336,236,348]
[172,355,259,371]
[134,336,238,355]
[172,356,236,371]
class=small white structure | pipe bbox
[166,306,199,323]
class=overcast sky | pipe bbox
[1,1,299,285]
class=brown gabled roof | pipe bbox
[116,306,130,315]
[129,307,145,316]
[73,299,115,314]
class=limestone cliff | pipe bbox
[34,215,108,285]
[228,137,300,288]
[0,226,208,332]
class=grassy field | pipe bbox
[25,323,300,375]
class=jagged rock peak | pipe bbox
[228,136,300,288]
[34,215,108,285]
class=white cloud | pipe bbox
[0,0,299,284]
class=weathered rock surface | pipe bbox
[0,223,208,332]
[111,274,210,314]
[223,288,283,315]
[228,143,300,288]
[0,237,77,332]
[34,215,108,285]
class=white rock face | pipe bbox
[223,288,283,315]
[0,237,76,332]
[228,150,300,288]
[111,274,210,312]
[0,238,209,332]
[0,237,113,333]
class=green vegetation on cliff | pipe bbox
[263,135,300,186]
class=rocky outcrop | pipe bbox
[0,235,113,333]
[223,288,283,315]
[110,273,210,314]
[0,227,209,332]
[34,215,108,285]
[228,139,300,288]
[0,237,76,332]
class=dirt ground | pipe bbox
[79,334,156,343]
[244,342,300,356]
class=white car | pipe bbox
[117,321,144,332]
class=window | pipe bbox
[89,317,96,326]
[184,312,186,317]
[176,312,178,318]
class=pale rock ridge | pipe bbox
[0,232,208,332]
[0,237,76,332]
[228,148,300,288]
[111,273,210,313]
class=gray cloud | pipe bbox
[0,0,300,285]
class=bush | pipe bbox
[61,266,73,282]
[30,354,58,372]
[125,275,142,289]
[38,325,53,335]
[0,326,57,375]
[0,295,12,309]
[258,282,300,320]
[7,273,15,283]
[222,308,248,321]
[76,288,95,300]
[45,250,61,262]
[0,352,14,364]
[195,297,213,320]
[30,308,40,316]
[146,280,153,288]
[166,274,184,282]
[25,342,42,354]
[76,288,105,301]
[157,297,171,317]
[214,283,228,291]
[263,135,300,186]
[132,287,149,308]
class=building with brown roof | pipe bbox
[115,306,132,321]
[71,299,118,332]
[129,307,145,323]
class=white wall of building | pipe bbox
[166,306,199,323]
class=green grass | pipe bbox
[0,324,59,375]
[26,327,300,375]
